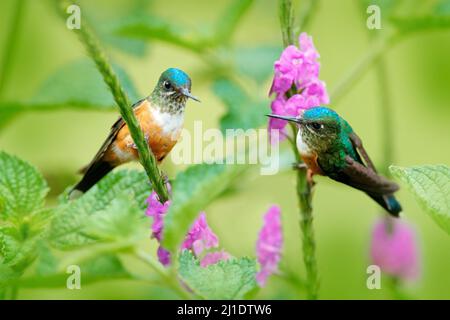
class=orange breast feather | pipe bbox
[106,100,179,165]
[301,153,324,176]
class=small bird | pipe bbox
[70,68,199,196]
[268,106,402,217]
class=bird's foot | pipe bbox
[292,162,307,171]
[306,169,316,188]
[128,134,149,150]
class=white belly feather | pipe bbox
[150,107,185,140]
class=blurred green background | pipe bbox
[0,0,449,299]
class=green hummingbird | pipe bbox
[268,106,402,217]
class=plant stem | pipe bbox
[376,58,393,175]
[330,33,399,104]
[279,0,295,47]
[134,249,191,300]
[0,0,26,98]
[279,0,319,299]
[55,0,169,202]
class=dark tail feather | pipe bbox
[70,160,114,196]
[367,193,402,217]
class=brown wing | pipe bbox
[331,156,399,195]
[78,98,145,174]
[349,132,377,172]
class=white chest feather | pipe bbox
[151,108,184,139]
[296,128,312,156]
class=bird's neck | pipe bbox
[149,91,187,115]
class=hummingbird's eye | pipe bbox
[163,81,171,90]
[310,122,323,130]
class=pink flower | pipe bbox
[256,205,283,287]
[146,189,226,267]
[200,251,231,267]
[268,32,329,143]
[181,212,219,255]
[370,218,420,281]
[145,191,171,241]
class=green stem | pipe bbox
[279,0,319,299]
[0,0,26,98]
[55,0,169,202]
[330,32,399,104]
[376,58,393,176]
[279,0,295,47]
[134,249,191,300]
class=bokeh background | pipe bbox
[0,0,449,299]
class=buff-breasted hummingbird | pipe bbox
[70,68,199,196]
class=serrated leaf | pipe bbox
[213,78,267,133]
[32,59,140,111]
[162,163,244,252]
[390,165,450,234]
[16,255,130,288]
[390,15,450,35]
[83,195,148,242]
[49,170,151,249]
[235,46,281,83]
[178,250,257,300]
[0,151,49,218]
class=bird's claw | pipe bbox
[292,162,307,171]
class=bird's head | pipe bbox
[152,68,200,112]
[267,106,343,151]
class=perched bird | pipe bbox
[268,106,402,217]
[70,68,199,196]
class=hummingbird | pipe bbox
[268,106,402,217]
[70,68,199,196]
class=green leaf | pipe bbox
[178,250,257,300]
[0,209,53,270]
[32,59,140,111]
[162,163,244,252]
[83,195,148,242]
[235,46,281,83]
[115,15,208,53]
[49,170,151,249]
[390,165,450,234]
[16,255,131,288]
[0,151,49,218]
[390,15,450,35]
[214,0,255,44]
[213,78,267,133]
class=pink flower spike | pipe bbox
[146,190,171,241]
[157,246,171,267]
[256,205,283,287]
[370,218,420,281]
[182,212,219,256]
[200,251,231,268]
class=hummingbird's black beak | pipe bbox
[266,114,303,124]
[181,88,201,102]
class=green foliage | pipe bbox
[214,0,255,45]
[390,15,450,35]
[115,15,209,53]
[33,59,139,110]
[235,46,281,83]
[178,250,257,300]
[0,151,49,219]
[17,255,130,288]
[162,163,245,253]
[390,165,450,235]
[213,78,267,133]
[49,170,151,249]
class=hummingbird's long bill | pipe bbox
[181,88,201,102]
[266,114,302,124]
